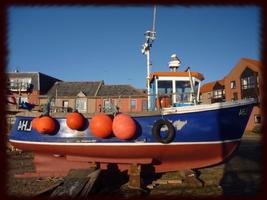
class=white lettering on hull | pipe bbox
[17,120,32,131]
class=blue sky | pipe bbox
[7,6,261,89]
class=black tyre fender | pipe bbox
[152,119,175,144]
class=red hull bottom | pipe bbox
[11,141,240,177]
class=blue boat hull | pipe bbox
[9,99,255,175]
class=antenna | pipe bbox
[141,5,157,111]
[152,5,157,34]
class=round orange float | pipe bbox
[31,117,39,130]
[155,95,171,108]
[66,112,84,130]
[36,116,56,134]
[89,114,113,138]
[112,114,136,140]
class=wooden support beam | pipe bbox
[128,163,141,189]
[50,168,100,197]
[80,169,101,197]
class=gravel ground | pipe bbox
[6,135,262,197]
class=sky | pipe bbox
[7,6,261,89]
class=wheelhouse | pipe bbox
[149,71,204,111]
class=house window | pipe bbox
[142,100,147,111]
[62,100,69,108]
[103,99,112,111]
[254,115,261,124]
[207,92,211,99]
[240,67,258,90]
[62,100,69,112]
[241,76,256,89]
[213,90,223,99]
[240,67,259,99]
[9,78,32,91]
[16,96,28,104]
[232,92,238,101]
[130,99,137,110]
[75,98,87,113]
[50,100,55,107]
[230,81,236,89]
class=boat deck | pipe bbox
[15,110,162,118]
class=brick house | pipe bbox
[6,71,61,130]
[200,79,225,104]
[6,71,61,106]
[40,81,103,113]
[200,58,261,131]
[96,84,147,113]
[41,81,147,114]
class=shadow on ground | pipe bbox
[220,138,262,196]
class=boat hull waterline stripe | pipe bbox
[9,138,241,146]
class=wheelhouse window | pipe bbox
[175,81,192,103]
[142,100,147,111]
[193,81,199,94]
[157,81,173,95]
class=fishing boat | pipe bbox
[8,7,256,177]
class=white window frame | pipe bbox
[130,99,137,110]
[75,98,87,113]
[230,81,236,89]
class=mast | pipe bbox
[141,5,157,111]
[185,66,197,105]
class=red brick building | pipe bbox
[200,58,261,131]
[200,79,225,104]
[6,71,61,111]
[6,71,61,130]
[42,81,147,114]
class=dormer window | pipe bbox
[240,67,258,99]
[241,76,257,89]
[9,78,32,92]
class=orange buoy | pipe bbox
[31,117,39,130]
[89,114,112,138]
[66,112,84,130]
[155,96,171,108]
[36,116,56,134]
[112,114,136,140]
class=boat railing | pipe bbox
[39,92,198,115]
[10,94,256,117]
[37,105,73,114]
[49,106,73,113]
